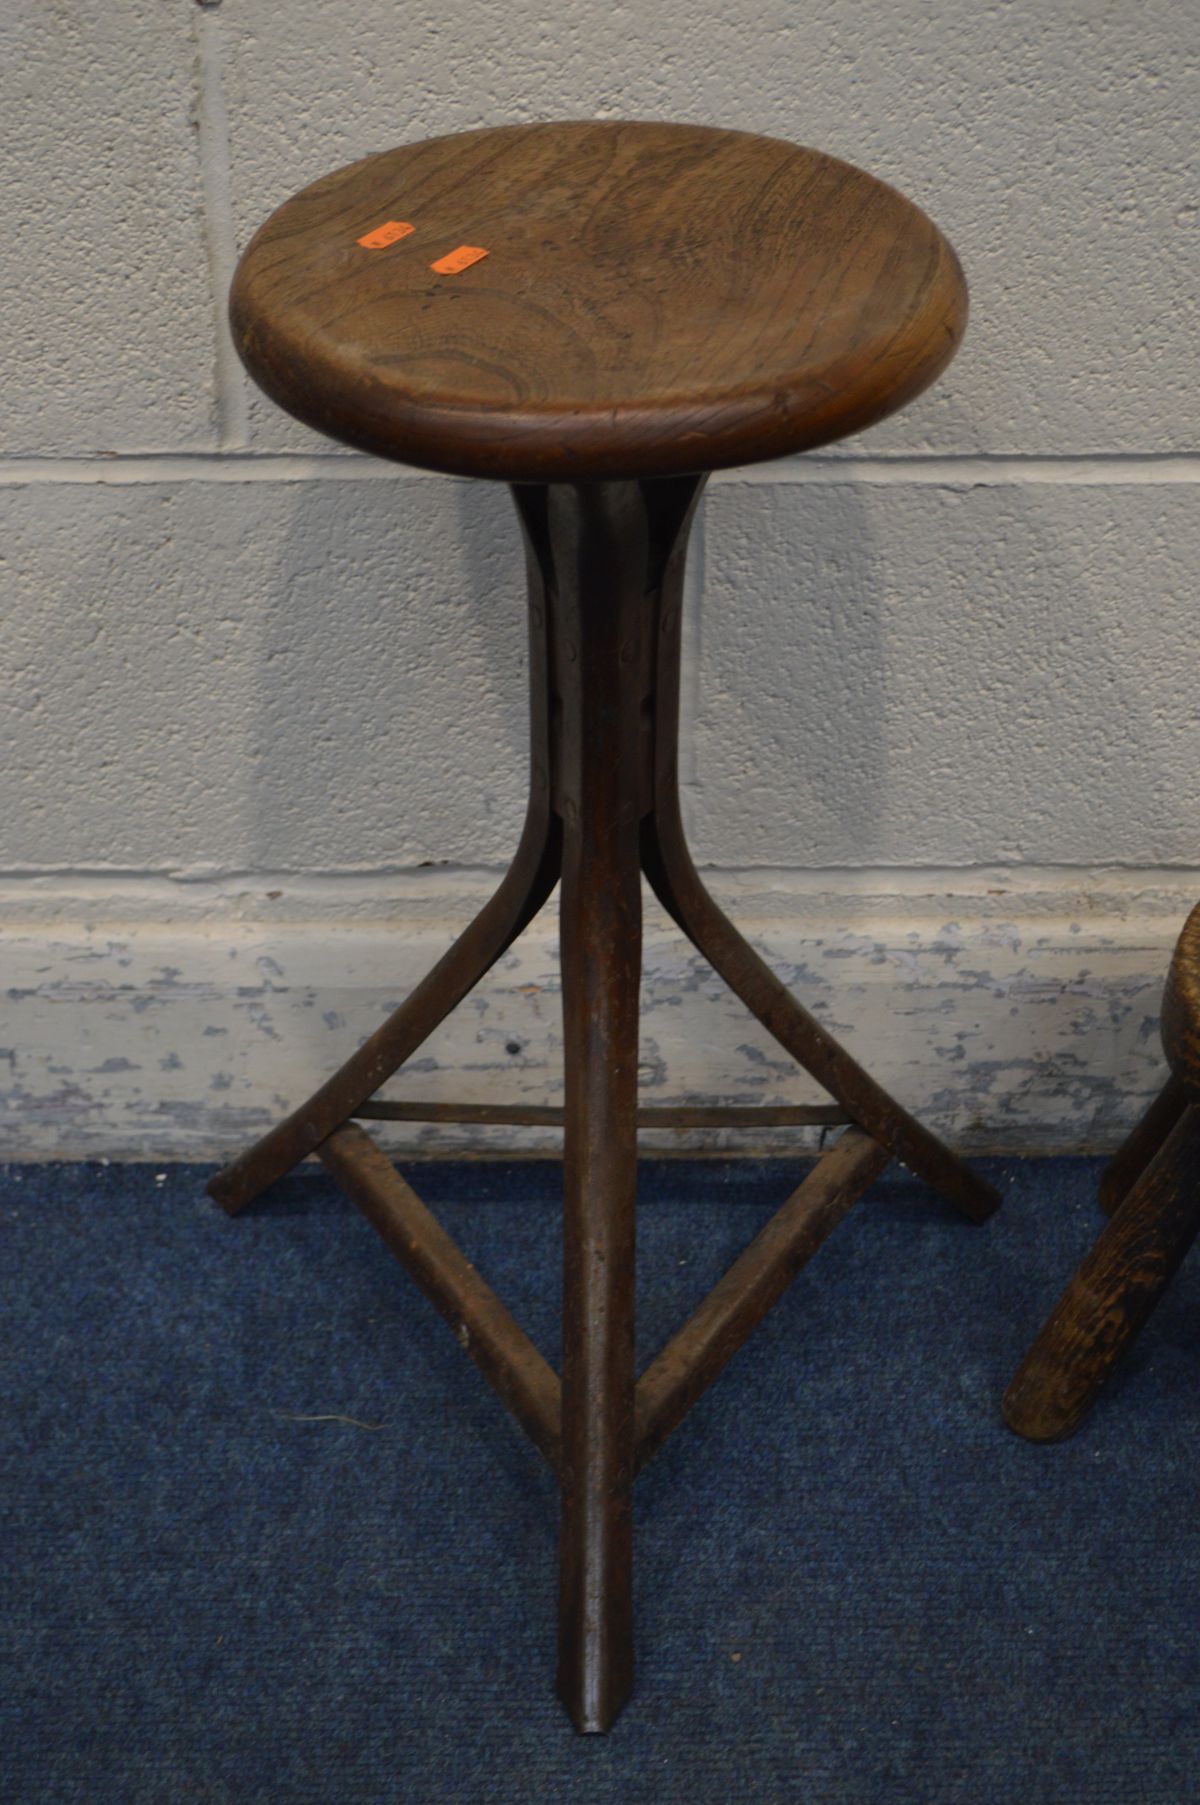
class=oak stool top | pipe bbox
[230,119,967,482]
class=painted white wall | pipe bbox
[1,1,1197,1157]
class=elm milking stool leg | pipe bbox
[1005,903,1200,1442]
[208,120,1001,1731]
[1096,1075,1188,1217]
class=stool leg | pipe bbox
[516,476,701,1728]
[640,544,999,1226]
[1004,1104,1200,1441]
[532,474,702,1730]
[557,796,639,1732]
[207,500,561,1215]
[539,481,648,1733]
[1098,1074,1187,1216]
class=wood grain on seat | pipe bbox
[230,119,967,481]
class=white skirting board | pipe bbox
[0,867,1189,1163]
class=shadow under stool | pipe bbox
[1005,900,1200,1444]
[210,118,1000,1731]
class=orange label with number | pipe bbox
[357,220,415,249]
[431,245,488,275]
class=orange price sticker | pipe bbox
[431,244,489,275]
[357,220,415,249]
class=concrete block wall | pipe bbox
[1,0,1197,1158]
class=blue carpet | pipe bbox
[3,1154,1199,1802]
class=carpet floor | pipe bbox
[3,1153,1199,1803]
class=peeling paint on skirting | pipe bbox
[0,872,1187,1161]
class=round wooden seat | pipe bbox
[230,119,967,482]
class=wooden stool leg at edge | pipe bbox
[1004,1102,1200,1442]
[1097,1074,1188,1216]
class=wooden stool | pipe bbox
[212,120,999,1731]
[1005,901,1200,1443]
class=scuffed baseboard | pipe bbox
[0,866,1188,1162]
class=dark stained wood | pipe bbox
[1003,1106,1200,1443]
[317,1123,561,1469]
[229,120,967,483]
[214,467,995,1730]
[1098,1074,1187,1216]
[1007,901,1200,1441]
[639,516,1000,1226]
[635,1128,888,1471]
[1159,901,1200,1093]
[206,500,562,1216]
[545,480,659,1733]
[353,1099,850,1129]
[215,127,986,1733]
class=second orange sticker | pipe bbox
[431,245,489,275]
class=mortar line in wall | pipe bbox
[2,863,1200,890]
[720,453,1200,487]
[1,453,1198,488]
[194,9,250,451]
